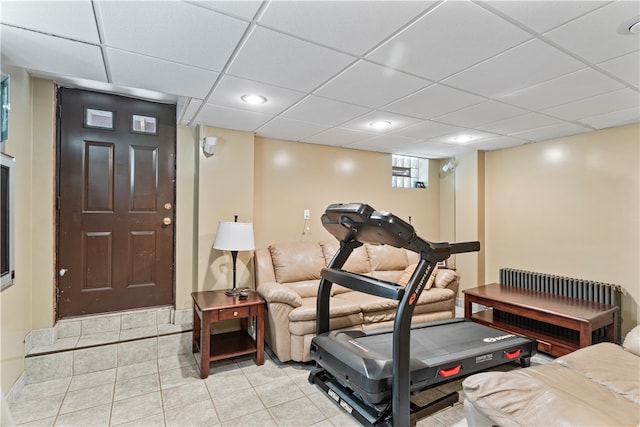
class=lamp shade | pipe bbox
[213,222,255,251]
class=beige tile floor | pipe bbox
[9,304,553,427]
[9,346,553,427]
[9,347,478,427]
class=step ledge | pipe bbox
[26,327,194,358]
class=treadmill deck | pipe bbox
[311,318,536,404]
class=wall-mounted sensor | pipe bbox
[202,136,218,155]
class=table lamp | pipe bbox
[213,216,255,296]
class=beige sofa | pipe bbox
[255,240,460,362]
[463,325,640,426]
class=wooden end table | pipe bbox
[463,283,618,357]
[191,289,265,379]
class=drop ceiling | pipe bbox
[1,0,638,158]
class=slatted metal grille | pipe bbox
[499,268,622,343]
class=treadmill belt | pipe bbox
[353,321,524,364]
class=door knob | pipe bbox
[163,217,172,226]
[59,268,68,276]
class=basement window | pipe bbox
[392,155,428,188]
[1,152,15,291]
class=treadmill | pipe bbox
[308,203,536,427]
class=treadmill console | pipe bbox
[321,203,415,249]
[321,202,479,263]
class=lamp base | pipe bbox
[225,288,245,297]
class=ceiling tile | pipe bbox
[347,134,419,153]
[107,48,219,99]
[498,68,625,110]
[227,26,355,92]
[431,130,498,145]
[545,1,640,63]
[255,117,326,142]
[259,1,435,56]
[434,101,527,128]
[479,112,563,135]
[1,0,636,158]
[577,106,640,130]
[0,0,100,43]
[282,95,370,127]
[391,120,464,139]
[302,127,376,146]
[443,39,585,98]
[543,89,640,121]
[97,1,248,71]
[481,1,608,33]
[209,75,306,115]
[465,135,530,151]
[340,111,422,134]
[397,141,474,158]
[511,122,590,141]
[193,103,273,131]
[598,51,640,87]
[0,25,107,82]
[186,0,263,20]
[382,84,485,119]
[367,1,531,81]
[315,61,430,108]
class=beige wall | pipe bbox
[1,66,33,393]
[439,159,456,244]
[454,151,486,289]
[481,124,639,335]
[253,137,441,248]
[174,125,197,310]
[0,68,56,392]
[195,126,255,298]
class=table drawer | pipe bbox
[536,339,552,354]
[219,307,250,320]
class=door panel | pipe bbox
[57,88,175,318]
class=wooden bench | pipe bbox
[463,283,619,357]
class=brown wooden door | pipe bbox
[57,88,175,318]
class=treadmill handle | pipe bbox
[449,241,480,254]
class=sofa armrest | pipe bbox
[257,282,303,307]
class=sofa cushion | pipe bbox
[623,325,640,356]
[335,292,398,313]
[554,342,640,405]
[398,263,417,286]
[463,363,639,427]
[320,241,370,274]
[284,280,321,299]
[397,264,438,289]
[269,242,326,284]
[289,297,361,322]
[366,244,408,272]
[321,241,372,295]
[434,268,457,288]
[334,287,454,324]
[289,297,363,336]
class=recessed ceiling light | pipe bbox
[453,135,474,143]
[629,20,640,34]
[241,94,267,105]
[370,120,391,130]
